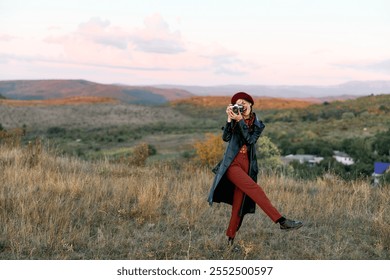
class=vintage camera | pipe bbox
[231,104,244,114]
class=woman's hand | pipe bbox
[226,104,243,122]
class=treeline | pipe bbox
[271,128,390,181]
[252,94,390,181]
[263,94,390,123]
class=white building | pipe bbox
[283,154,324,166]
[333,151,354,165]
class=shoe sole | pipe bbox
[280,224,303,231]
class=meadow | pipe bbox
[0,140,389,260]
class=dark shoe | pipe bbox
[228,237,234,246]
[280,219,303,231]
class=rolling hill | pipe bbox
[0,79,194,105]
[157,80,390,99]
[0,96,118,106]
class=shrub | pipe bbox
[382,172,390,185]
[341,112,355,119]
[127,142,154,166]
[257,136,284,173]
[379,105,389,113]
[0,127,24,147]
[193,133,225,167]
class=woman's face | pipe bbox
[235,98,252,118]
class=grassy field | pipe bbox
[0,102,192,131]
[0,141,389,260]
[1,94,389,260]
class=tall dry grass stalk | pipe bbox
[0,142,389,259]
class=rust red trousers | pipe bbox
[225,151,282,238]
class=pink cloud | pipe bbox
[130,13,186,54]
[46,15,186,54]
[1,14,257,84]
[46,17,129,50]
[43,16,195,70]
[201,46,258,76]
[77,17,129,49]
[0,34,16,41]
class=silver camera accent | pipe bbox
[231,104,244,114]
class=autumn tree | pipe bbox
[193,133,225,167]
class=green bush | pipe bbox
[257,136,283,173]
[342,112,355,119]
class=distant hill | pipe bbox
[0,80,194,105]
[2,79,389,106]
[0,96,118,106]
[157,80,390,100]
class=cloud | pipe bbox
[335,59,390,74]
[202,46,256,76]
[212,54,247,75]
[45,15,186,56]
[365,59,390,73]
[130,13,186,54]
[0,34,16,41]
[1,15,256,83]
[41,15,205,73]
[77,17,129,49]
[0,52,169,72]
[46,17,129,50]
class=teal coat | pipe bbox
[208,113,265,218]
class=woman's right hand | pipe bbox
[226,104,233,122]
[226,104,243,122]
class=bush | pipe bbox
[341,112,355,119]
[193,133,225,167]
[257,136,284,173]
[127,142,154,166]
[382,172,390,185]
[0,127,24,147]
[379,105,389,113]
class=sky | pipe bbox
[1,0,390,86]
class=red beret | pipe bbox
[231,92,254,105]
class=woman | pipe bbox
[208,92,302,245]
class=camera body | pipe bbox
[231,104,244,114]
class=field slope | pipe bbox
[0,143,389,259]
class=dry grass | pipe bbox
[0,142,389,260]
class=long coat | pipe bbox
[208,112,265,220]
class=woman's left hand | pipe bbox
[228,108,243,122]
